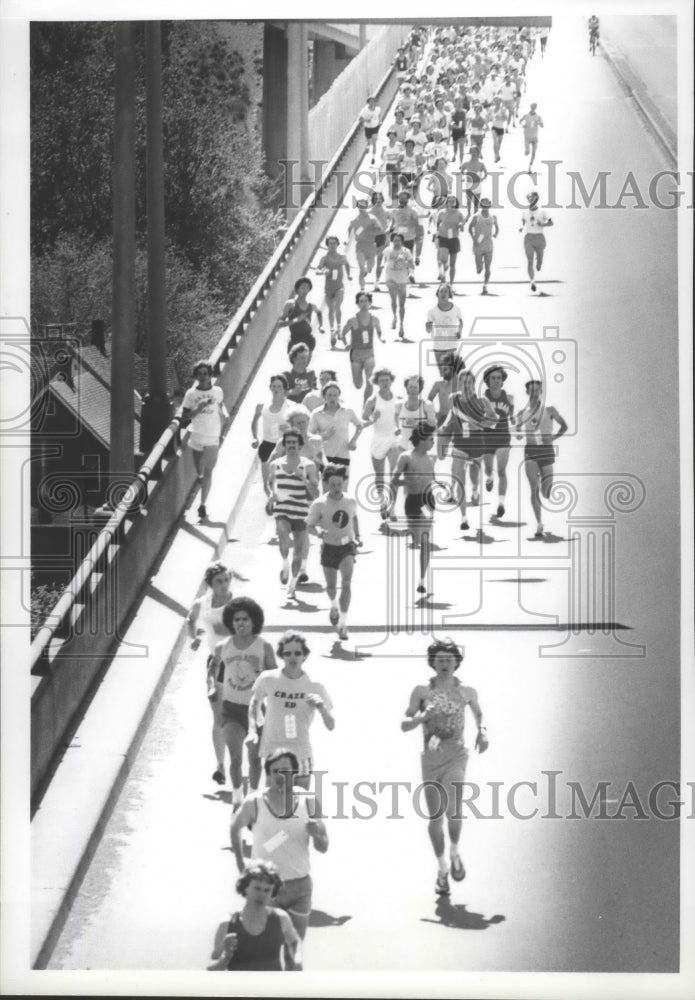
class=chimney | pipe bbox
[92,319,107,355]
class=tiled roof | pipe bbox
[50,369,140,451]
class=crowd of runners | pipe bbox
[181,20,572,972]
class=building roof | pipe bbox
[49,368,141,451]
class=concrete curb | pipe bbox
[599,31,677,168]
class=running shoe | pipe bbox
[408,275,415,284]
[297,572,309,584]
[329,607,340,626]
[338,626,349,640]
[496,503,505,518]
[435,872,451,896]
[287,585,296,600]
[450,855,466,881]
[485,477,493,492]
[373,283,380,293]
[469,491,480,505]
[534,525,545,538]
[415,256,421,265]
[212,768,225,785]
[460,519,469,531]
[530,281,537,292]
[416,583,427,594]
[482,285,488,295]
[198,504,207,520]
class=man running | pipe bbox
[280,278,324,354]
[315,236,350,345]
[519,190,553,293]
[181,361,229,521]
[347,199,385,293]
[306,465,361,641]
[519,102,544,171]
[516,379,567,537]
[468,197,499,295]
[340,291,384,402]
[388,422,439,596]
[359,95,382,164]
[267,430,320,600]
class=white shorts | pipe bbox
[189,431,219,451]
[371,434,401,460]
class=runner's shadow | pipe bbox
[284,598,320,612]
[489,517,526,528]
[327,641,371,661]
[421,897,506,930]
[415,598,453,610]
[491,577,548,584]
[462,529,498,545]
[527,532,566,543]
[202,791,232,804]
[308,910,352,928]
[297,582,323,594]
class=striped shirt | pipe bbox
[271,457,312,520]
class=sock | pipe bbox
[300,558,308,572]
[338,611,347,628]
[449,843,461,860]
[331,596,339,610]
[437,855,449,874]
[232,786,244,805]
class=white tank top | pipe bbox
[200,591,228,652]
[261,400,290,443]
[251,792,312,879]
[372,394,400,438]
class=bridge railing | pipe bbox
[30,36,406,805]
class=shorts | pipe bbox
[437,236,460,254]
[421,745,469,817]
[349,347,375,366]
[275,514,307,533]
[273,875,313,921]
[492,126,505,137]
[288,328,316,353]
[405,488,436,520]
[325,455,350,468]
[364,125,380,139]
[371,434,401,460]
[474,248,493,267]
[470,134,485,149]
[524,233,546,257]
[484,429,511,451]
[525,443,555,467]
[356,245,377,269]
[321,541,356,570]
[374,233,387,249]
[452,435,486,460]
[451,128,466,142]
[189,432,219,452]
[324,285,344,302]
[258,439,276,462]
[221,700,250,731]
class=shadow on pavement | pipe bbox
[421,897,506,930]
[326,641,372,661]
[527,532,566,544]
[309,910,352,928]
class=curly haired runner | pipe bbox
[402,639,489,897]
[208,859,302,971]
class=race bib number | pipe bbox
[339,534,350,545]
[477,233,485,244]
[355,226,364,237]
[331,269,338,281]
[263,830,289,854]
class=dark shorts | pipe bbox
[258,440,276,462]
[221,700,250,731]
[405,488,436,520]
[321,541,356,570]
[452,434,487,460]
[325,455,350,468]
[274,875,313,920]
[402,238,415,251]
[350,347,375,366]
[525,444,555,467]
[375,233,387,248]
[492,126,505,137]
[437,236,460,254]
[365,125,380,139]
[275,515,307,533]
[288,328,316,353]
[485,430,511,451]
[451,128,466,142]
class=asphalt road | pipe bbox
[48,14,681,975]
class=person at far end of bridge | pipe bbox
[181,361,229,522]
[359,94,382,165]
[279,277,324,354]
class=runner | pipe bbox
[383,232,415,340]
[466,102,488,157]
[588,15,600,54]
[211,596,276,805]
[347,198,385,293]
[308,381,363,470]
[251,374,291,497]
[284,343,317,404]
[388,422,439,595]
[481,365,515,519]
[539,25,549,56]
[441,368,498,529]
[208,860,301,971]
[489,97,508,163]
[519,102,544,171]
[460,146,488,221]
[449,95,468,164]
[340,291,384,402]
[380,129,404,204]
[315,236,350,345]
[279,278,324,354]
[267,429,320,600]
[230,749,328,941]
[401,638,488,896]
[516,379,568,537]
[519,190,553,293]
[398,139,423,196]
[391,107,409,145]
[425,282,463,370]
[181,361,230,521]
[427,355,465,459]
[468,197,499,295]
[498,74,517,128]
[359,95,382,164]
[303,368,338,413]
[306,465,361,641]
[186,561,234,785]
[268,406,325,550]
[246,633,335,792]
[397,374,437,440]
[362,367,403,521]
[434,195,466,285]
[370,191,391,291]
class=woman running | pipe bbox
[211,596,277,805]
[362,367,403,521]
[383,232,414,340]
[209,860,301,971]
[251,374,292,496]
[481,365,515,519]
[402,638,488,896]
[315,236,350,344]
[370,190,391,292]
